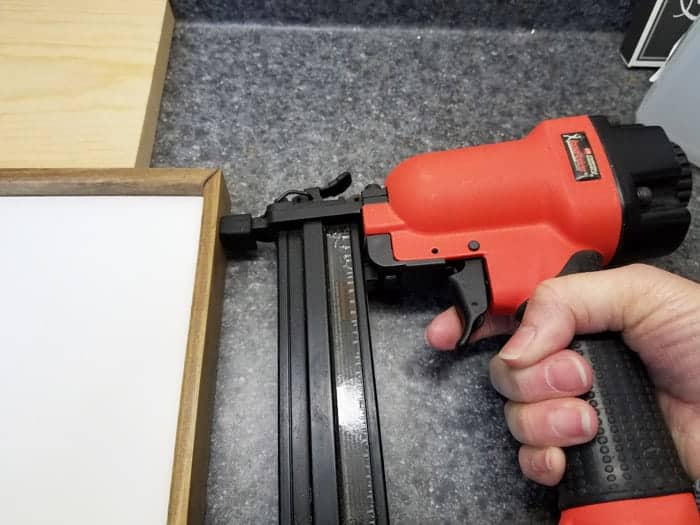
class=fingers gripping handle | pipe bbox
[558,333,698,522]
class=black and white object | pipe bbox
[621,0,699,67]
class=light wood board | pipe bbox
[0,1,174,168]
[0,168,229,525]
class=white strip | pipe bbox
[630,57,666,67]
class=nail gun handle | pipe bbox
[558,333,699,525]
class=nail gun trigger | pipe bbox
[447,258,490,349]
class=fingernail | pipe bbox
[544,448,554,471]
[545,357,588,392]
[550,407,592,439]
[531,448,553,473]
[499,325,536,360]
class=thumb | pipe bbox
[497,264,700,374]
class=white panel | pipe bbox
[0,196,204,524]
[637,17,700,166]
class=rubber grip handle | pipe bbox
[558,333,693,511]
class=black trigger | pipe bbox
[447,258,490,349]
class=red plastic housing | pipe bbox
[362,115,622,315]
[559,493,700,525]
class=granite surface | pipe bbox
[170,0,634,31]
[151,21,700,524]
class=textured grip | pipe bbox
[559,333,693,510]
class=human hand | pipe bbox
[425,264,700,485]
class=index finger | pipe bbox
[425,306,517,350]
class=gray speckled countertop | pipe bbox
[151,18,700,525]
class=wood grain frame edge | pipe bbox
[168,169,230,525]
[0,168,216,195]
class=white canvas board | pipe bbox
[0,195,204,524]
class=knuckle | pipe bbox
[532,280,561,305]
[490,358,527,401]
[625,262,655,276]
[506,402,534,444]
[515,408,534,444]
[618,264,667,330]
[487,358,501,392]
[489,358,509,396]
[530,280,576,328]
[621,264,661,296]
[518,446,534,473]
[509,372,531,401]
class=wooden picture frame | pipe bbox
[0,168,230,525]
